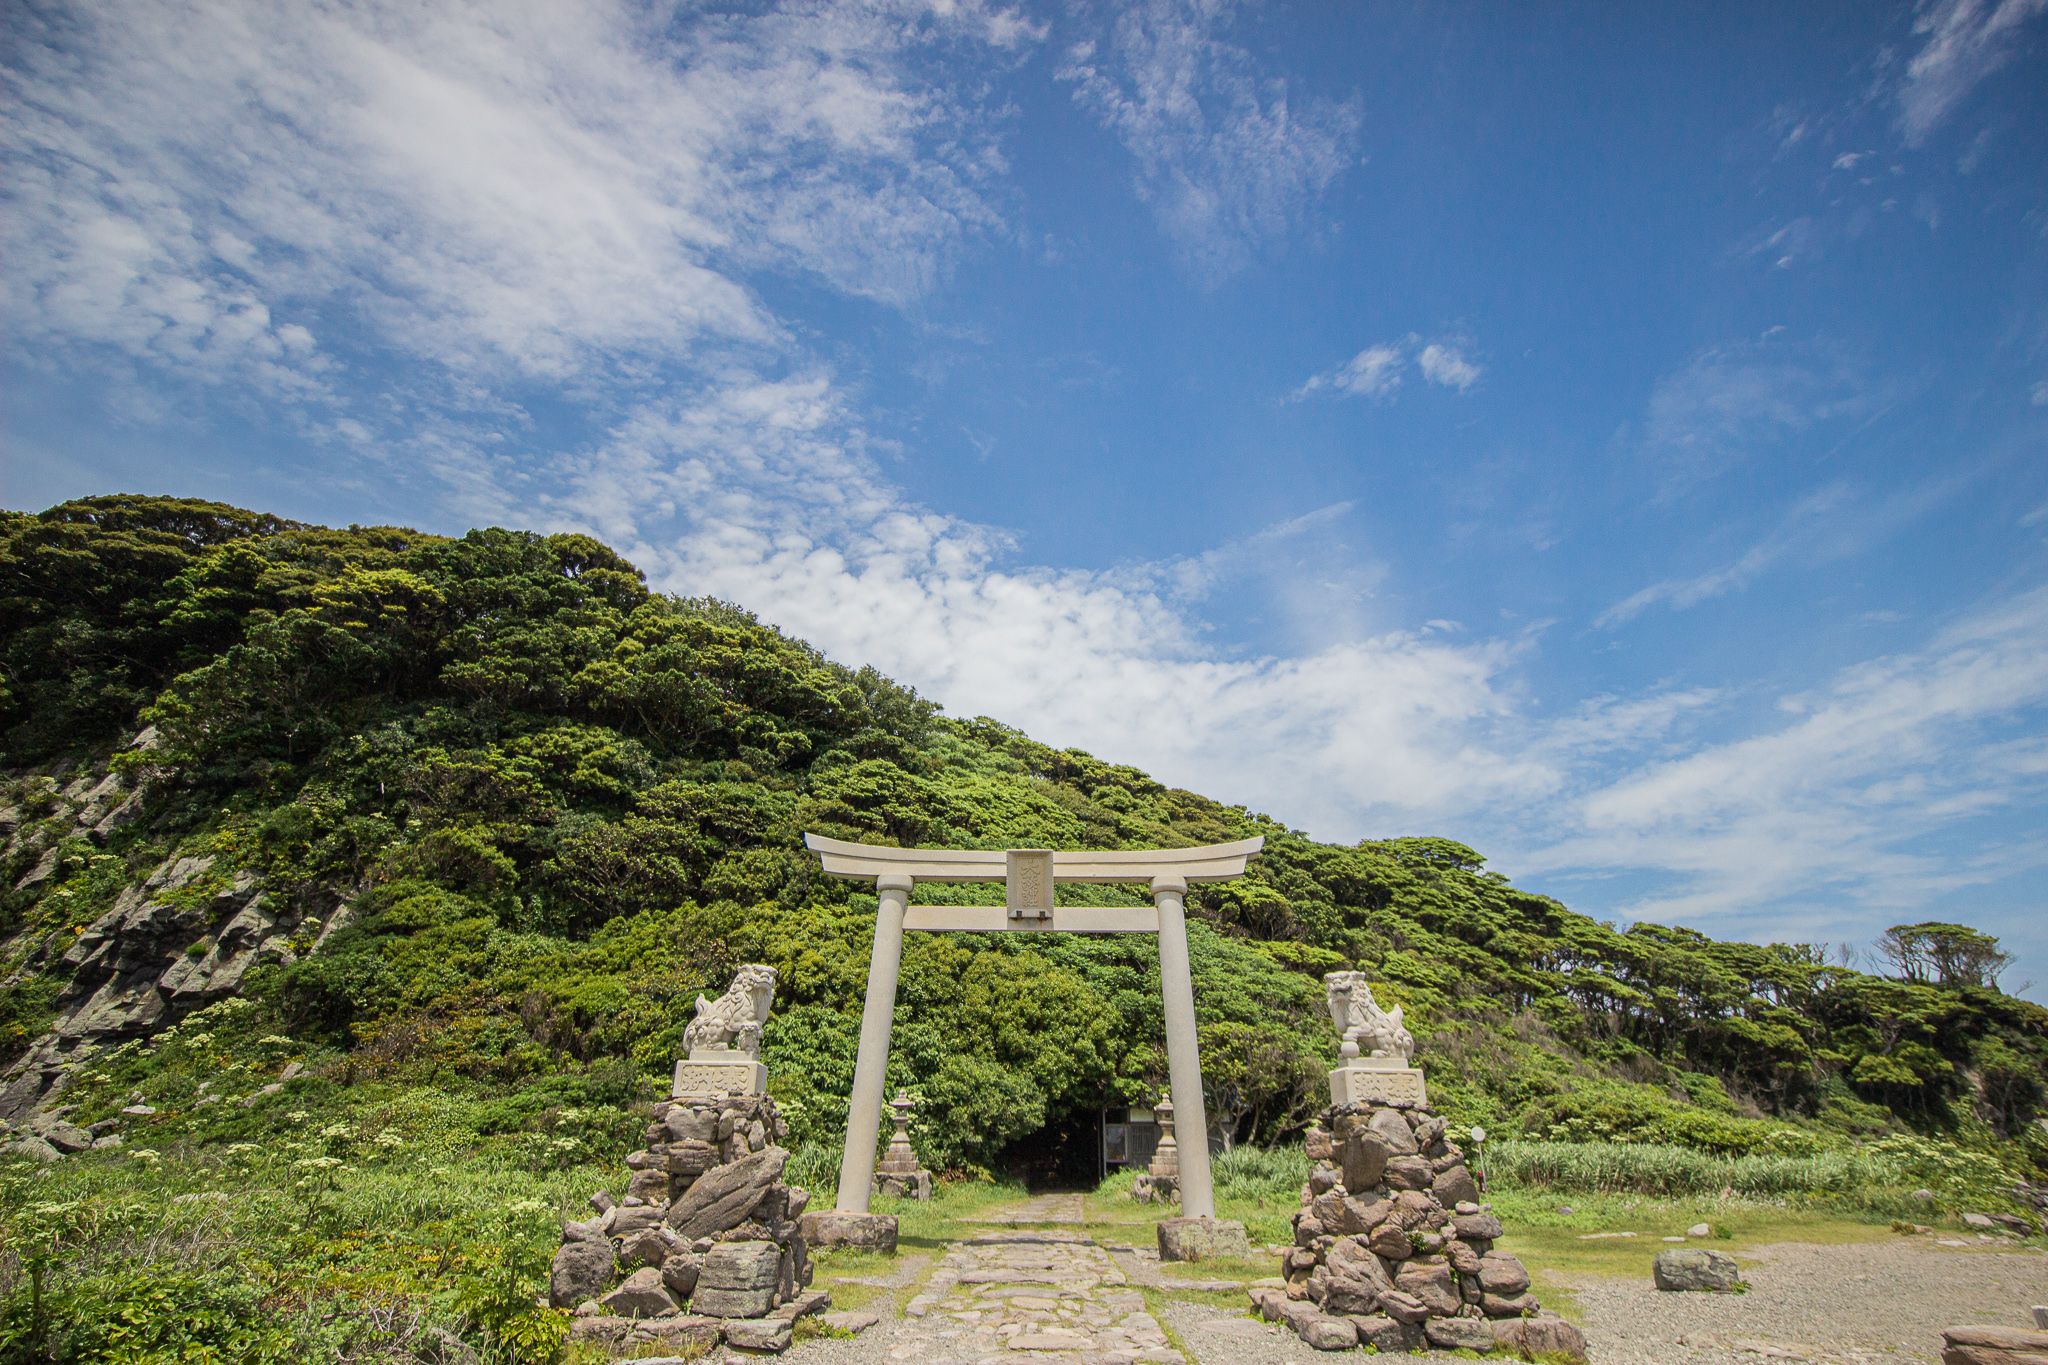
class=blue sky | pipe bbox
[5,0,2047,998]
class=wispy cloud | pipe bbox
[0,0,1029,402]
[1530,585,2048,926]
[1292,334,1482,401]
[1596,475,1962,627]
[1634,338,1874,497]
[1056,0,1361,279]
[1896,0,2048,145]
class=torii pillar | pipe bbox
[798,833,1262,1261]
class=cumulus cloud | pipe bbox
[1896,0,2048,145]
[1056,0,1361,279]
[528,375,1548,833]
[1292,334,1482,401]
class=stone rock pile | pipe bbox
[551,1092,827,1357]
[1248,1099,1586,1361]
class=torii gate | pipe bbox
[803,832,1265,1220]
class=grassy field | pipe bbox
[4,1113,2034,1362]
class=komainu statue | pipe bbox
[684,964,777,1057]
[1323,970,1414,1065]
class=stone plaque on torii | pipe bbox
[802,832,1263,1257]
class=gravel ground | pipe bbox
[779,1233,2045,1365]
[1561,1238,2046,1365]
[1156,1237,2048,1365]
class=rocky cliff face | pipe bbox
[0,736,347,1127]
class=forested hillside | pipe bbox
[3,495,2045,1179]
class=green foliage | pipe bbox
[1,494,2044,1243]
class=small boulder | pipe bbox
[798,1210,898,1252]
[1367,1108,1419,1155]
[1493,1315,1589,1363]
[549,1239,616,1308]
[1157,1216,1250,1262]
[1653,1247,1742,1292]
[1351,1315,1424,1351]
[721,1316,793,1352]
[1338,1129,1391,1191]
[1961,1212,1997,1230]
[1431,1161,1480,1207]
[598,1266,678,1318]
[1375,1289,1430,1324]
[1392,1259,1460,1317]
[1425,1317,1497,1351]
[1940,1325,2048,1365]
[660,1250,702,1299]
[819,1310,878,1334]
[1452,1211,1504,1242]
[1477,1250,1531,1296]
[1686,1222,1712,1238]
[1383,1155,1434,1191]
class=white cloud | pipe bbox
[1,0,1026,395]
[1416,342,1482,391]
[1596,476,1958,627]
[526,374,1550,833]
[1896,0,2048,145]
[1635,338,1874,496]
[1831,150,1874,170]
[1528,586,2048,925]
[1292,334,1481,402]
[1056,0,1361,279]
[1292,344,1405,400]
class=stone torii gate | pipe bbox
[803,832,1264,1232]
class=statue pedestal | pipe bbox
[1329,1057,1428,1108]
[674,1053,767,1099]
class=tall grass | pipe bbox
[1487,1139,1905,1199]
[1212,1143,1310,1203]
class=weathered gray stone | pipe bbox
[1375,1289,1430,1324]
[1318,1235,1393,1315]
[4,1135,60,1163]
[1349,1314,1424,1351]
[1482,1290,1539,1318]
[1382,1155,1433,1190]
[1940,1325,2048,1365]
[798,1210,897,1252]
[1492,1314,1589,1363]
[550,1238,616,1308]
[1367,1107,1419,1154]
[1157,1216,1251,1262]
[1367,1221,1413,1260]
[598,1266,678,1319]
[700,1240,782,1292]
[1431,1161,1481,1207]
[819,1310,878,1334]
[1338,1128,1390,1190]
[664,1146,785,1241]
[1653,1247,1742,1292]
[1477,1250,1531,1296]
[1291,1311,1358,1351]
[692,1284,775,1318]
[1425,1317,1497,1351]
[630,1316,722,1354]
[1392,1258,1459,1317]
[660,1250,702,1299]
[721,1316,793,1351]
[1452,1211,1504,1241]
[621,1227,677,1268]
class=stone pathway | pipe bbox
[966,1194,1086,1225]
[896,1230,1177,1362]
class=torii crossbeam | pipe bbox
[803,832,1265,1219]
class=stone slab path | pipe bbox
[790,1205,1183,1365]
[966,1194,1086,1225]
